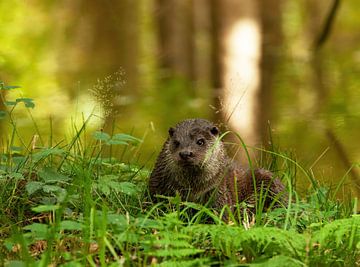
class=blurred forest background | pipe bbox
[1,0,360,196]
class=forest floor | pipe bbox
[0,127,359,267]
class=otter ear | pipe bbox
[168,127,175,137]
[210,126,219,136]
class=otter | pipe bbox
[149,118,287,212]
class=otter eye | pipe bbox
[173,140,180,148]
[196,138,205,146]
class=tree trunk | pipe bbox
[56,0,140,131]
[155,0,196,92]
[258,0,283,146]
[210,0,262,161]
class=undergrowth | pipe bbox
[0,82,359,266]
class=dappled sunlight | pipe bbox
[223,18,261,146]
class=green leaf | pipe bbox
[42,184,63,193]
[32,204,60,212]
[107,213,127,226]
[4,239,14,251]
[24,223,48,233]
[60,262,83,267]
[117,181,139,196]
[39,167,71,183]
[32,148,65,161]
[251,255,306,267]
[26,181,44,195]
[93,131,111,141]
[111,133,142,145]
[94,182,111,196]
[159,258,210,267]
[16,98,35,108]
[5,101,17,106]
[0,110,6,119]
[23,223,48,239]
[152,248,203,257]
[107,139,129,145]
[9,172,24,179]
[60,220,83,231]
[4,261,26,267]
[10,146,23,152]
[2,85,21,90]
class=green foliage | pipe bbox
[0,92,358,266]
[309,215,360,266]
[92,131,142,146]
[0,82,35,114]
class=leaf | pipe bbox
[159,258,210,267]
[12,156,26,166]
[2,85,21,90]
[0,110,6,119]
[23,223,48,239]
[107,213,127,226]
[10,146,23,152]
[32,204,60,213]
[16,98,35,108]
[39,167,71,183]
[119,182,138,196]
[251,255,306,267]
[106,139,129,145]
[94,177,138,196]
[238,227,306,258]
[4,261,26,267]
[26,181,45,195]
[111,133,142,145]
[60,220,83,231]
[93,131,111,141]
[60,262,83,267]
[152,248,203,257]
[9,172,24,179]
[32,148,65,161]
[5,101,17,106]
[42,184,63,193]
[94,182,111,196]
[24,223,48,233]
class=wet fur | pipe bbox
[149,119,287,210]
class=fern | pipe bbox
[185,224,306,263]
[250,255,306,267]
[158,258,211,267]
[238,227,306,260]
[309,215,360,266]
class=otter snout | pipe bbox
[179,150,194,160]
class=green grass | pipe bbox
[0,83,359,266]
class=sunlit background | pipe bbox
[1,0,360,197]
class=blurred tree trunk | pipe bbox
[155,0,196,93]
[210,0,261,158]
[305,0,330,112]
[57,0,140,132]
[210,0,282,161]
[209,0,223,123]
[258,0,283,146]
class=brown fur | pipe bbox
[149,119,287,211]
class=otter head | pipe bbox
[167,119,221,170]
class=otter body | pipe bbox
[149,119,286,210]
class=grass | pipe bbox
[0,83,359,266]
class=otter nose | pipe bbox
[179,151,193,160]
